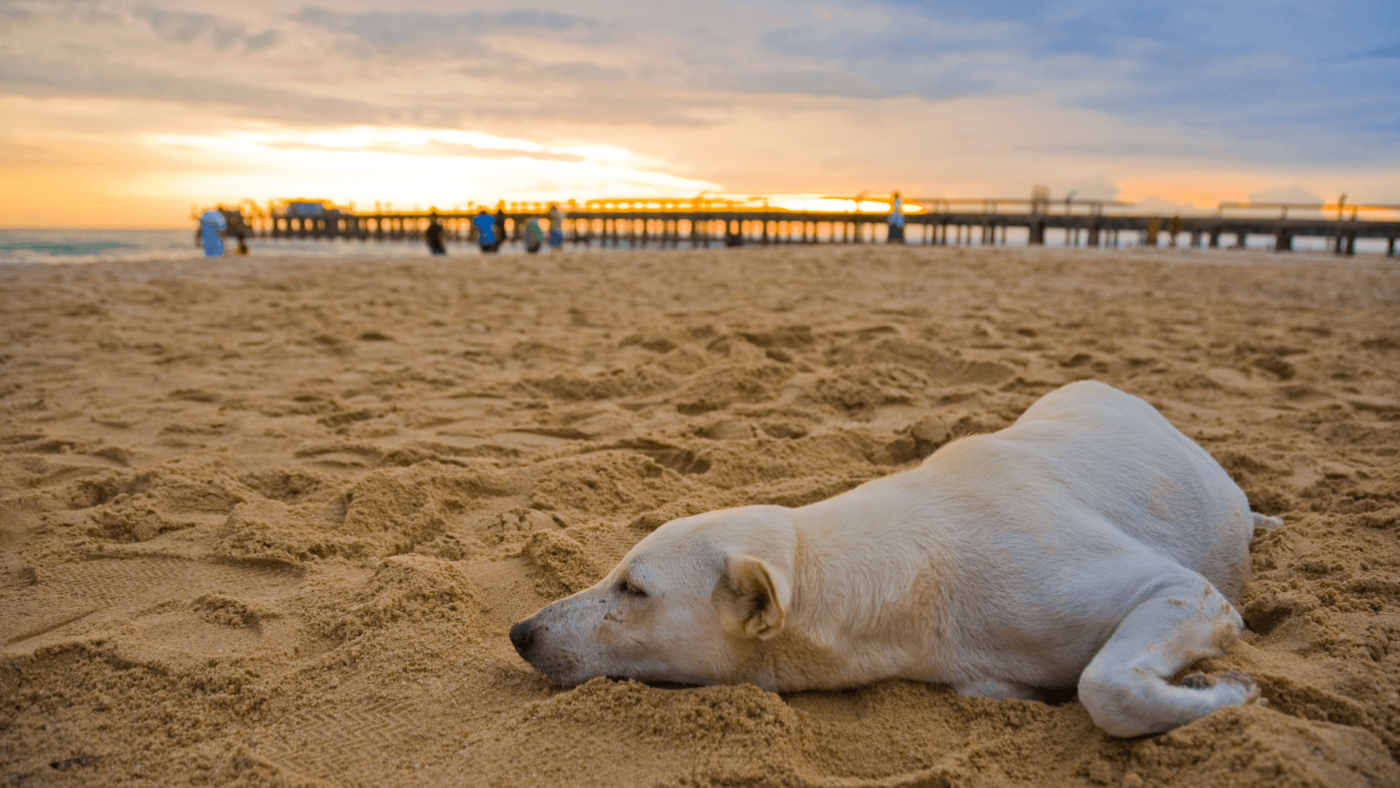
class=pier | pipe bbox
[217,195,1400,256]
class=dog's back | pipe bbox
[926,380,1255,603]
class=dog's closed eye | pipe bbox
[618,579,648,598]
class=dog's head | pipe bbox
[509,505,795,687]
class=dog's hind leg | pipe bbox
[952,677,1042,701]
[1077,573,1258,737]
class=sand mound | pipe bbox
[2,246,1398,786]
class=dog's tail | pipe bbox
[1252,513,1284,531]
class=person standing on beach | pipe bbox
[494,203,508,250]
[199,208,227,257]
[524,216,544,254]
[887,191,905,244]
[473,208,498,253]
[227,210,251,255]
[547,203,566,251]
[426,212,447,255]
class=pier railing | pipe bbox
[208,196,1400,256]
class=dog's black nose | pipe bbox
[509,620,535,657]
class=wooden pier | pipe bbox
[224,197,1400,256]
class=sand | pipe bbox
[1,244,1398,788]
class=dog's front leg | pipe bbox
[1077,573,1258,737]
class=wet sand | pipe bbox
[2,245,1398,787]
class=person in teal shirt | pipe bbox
[524,216,544,253]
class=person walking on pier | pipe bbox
[547,203,566,251]
[888,191,905,244]
[473,208,498,253]
[426,212,447,255]
[199,208,227,257]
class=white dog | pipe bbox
[510,381,1276,736]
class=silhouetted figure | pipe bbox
[887,191,905,244]
[724,220,744,247]
[223,209,251,256]
[473,209,498,253]
[426,213,447,255]
[494,204,507,250]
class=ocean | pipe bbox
[0,229,507,266]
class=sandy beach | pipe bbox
[2,244,1398,787]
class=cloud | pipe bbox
[1032,138,1227,159]
[454,93,720,128]
[1062,180,1119,202]
[133,7,280,51]
[462,59,628,84]
[743,0,1400,158]
[754,15,1032,99]
[762,18,1015,64]
[0,0,121,24]
[1132,195,1199,213]
[1247,183,1324,204]
[703,67,890,99]
[293,6,602,56]
[257,139,589,164]
[1365,42,1400,58]
[0,53,373,121]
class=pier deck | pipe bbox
[224,199,1400,256]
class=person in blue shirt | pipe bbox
[472,208,498,253]
[199,209,227,257]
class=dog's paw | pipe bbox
[1178,671,1262,706]
[1218,671,1262,704]
[1179,672,1213,689]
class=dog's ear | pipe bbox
[716,556,791,640]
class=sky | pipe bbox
[2,0,1398,227]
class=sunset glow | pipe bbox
[129,125,718,214]
[1,1,1395,228]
